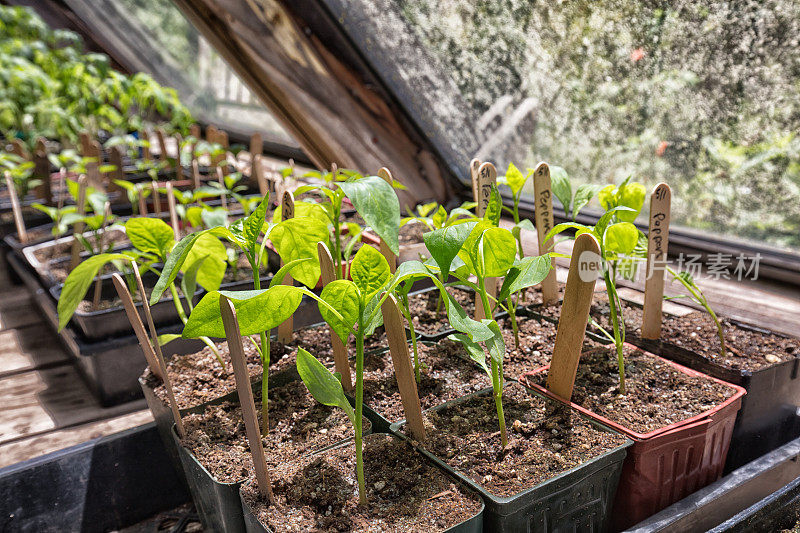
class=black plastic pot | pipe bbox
[410,285,512,342]
[50,270,200,341]
[391,383,632,532]
[630,326,800,473]
[173,407,372,532]
[239,433,485,533]
[626,428,800,532]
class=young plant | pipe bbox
[666,267,727,357]
[549,166,603,222]
[546,177,647,393]
[30,202,78,237]
[497,162,535,258]
[0,152,37,198]
[401,200,477,232]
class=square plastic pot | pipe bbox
[238,433,485,533]
[50,270,200,341]
[172,414,372,532]
[521,346,746,530]
[391,383,632,532]
[630,328,800,473]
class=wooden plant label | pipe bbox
[107,146,126,204]
[545,233,602,401]
[469,158,482,208]
[641,183,672,340]
[111,268,185,438]
[277,191,295,343]
[4,171,27,244]
[250,132,262,160]
[10,139,28,160]
[377,167,397,273]
[151,181,162,215]
[220,296,275,501]
[253,155,268,197]
[70,176,88,270]
[189,123,201,140]
[32,138,52,205]
[140,130,151,160]
[216,167,227,210]
[317,242,353,391]
[381,294,425,440]
[191,160,201,191]
[174,133,183,168]
[166,182,180,237]
[474,162,497,320]
[78,132,92,158]
[533,162,559,305]
[155,128,169,168]
[137,183,148,216]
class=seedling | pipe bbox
[549,166,604,222]
[666,268,727,357]
[546,177,648,393]
[401,200,477,232]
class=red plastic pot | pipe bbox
[520,345,745,531]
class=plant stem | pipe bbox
[507,297,520,350]
[169,282,225,367]
[479,277,507,448]
[252,256,271,435]
[355,305,366,505]
[667,267,727,357]
[603,270,626,394]
[399,293,421,383]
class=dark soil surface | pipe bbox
[399,221,426,244]
[525,345,736,434]
[180,380,366,483]
[146,325,388,410]
[32,227,128,264]
[408,287,475,337]
[363,340,490,423]
[404,382,627,497]
[496,314,559,379]
[241,434,483,532]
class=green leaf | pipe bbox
[269,258,313,288]
[550,166,572,214]
[270,216,328,288]
[181,256,205,300]
[483,185,502,226]
[201,208,228,228]
[604,222,639,255]
[158,333,181,347]
[486,320,505,366]
[339,175,400,255]
[544,221,595,243]
[423,221,476,278]
[125,217,174,259]
[443,289,493,342]
[572,183,602,220]
[616,182,646,222]
[458,220,494,275]
[186,206,204,228]
[350,245,390,301]
[57,253,130,331]
[242,194,269,249]
[431,205,447,228]
[319,280,359,344]
[183,286,303,338]
[515,219,535,234]
[151,231,208,304]
[183,233,226,292]
[498,255,552,301]
[296,348,355,424]
[504,162,527,196]
[447,333,491,378]
[476,227,516,277]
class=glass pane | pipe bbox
[331,0,800,251]
[115,0,295,145]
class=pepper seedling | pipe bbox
[665,268,727,357]
[545,177,647,393]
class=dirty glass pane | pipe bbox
[115,0,295,145]
[330,0,800,251]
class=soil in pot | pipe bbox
[180,380,368,483]
[495,314,557,379]
[525,345,736,434]
[362,339,487,423]
[400,382,627,497]
[408,287,474,337]
[145,326,388,410]
[240,433,483,532]
[32,228,129,265]
[399,221,426,245]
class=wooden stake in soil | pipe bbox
[253,154,268,197]
[277,191,295,343]
[641,183,672,340]
[111,269,185,438]
[78,132,91,159]
[545,233,602,402]
[474,162,497,320]
[318,242,353,391]
[107,145,126,204]
[381,294,425,441]
[140,130,151,160]
[377,167,397,273]
[190,123,201,141]
[32,138,52,205]
[4,171,27,244]
[137,183,148,216]
[216,167,228,210]
[151,181,162,215]
[250,132,262,160]
[533,162,559,305]
[155,128,170,168]
[219,296,275,502]
[191,159,201,191]
[469,158,482,209]
[69,175,88,270]
[10,138,28,160]
[166,182,180,237]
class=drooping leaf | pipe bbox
[338,175,400,255]
[572,183,602,220]
[319,279,359,344]
[485,320,505,367]
[181,256,206,301]
[448,333,491,378]
[151,230,209,304]
[350,245,390,301]
[296,348,355,424]
[183,233,226,292]
[423,222,476,278]
[497,255,552,301]
[269,216,328,288]
[57,253,130,331]
[125,217,174,259]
